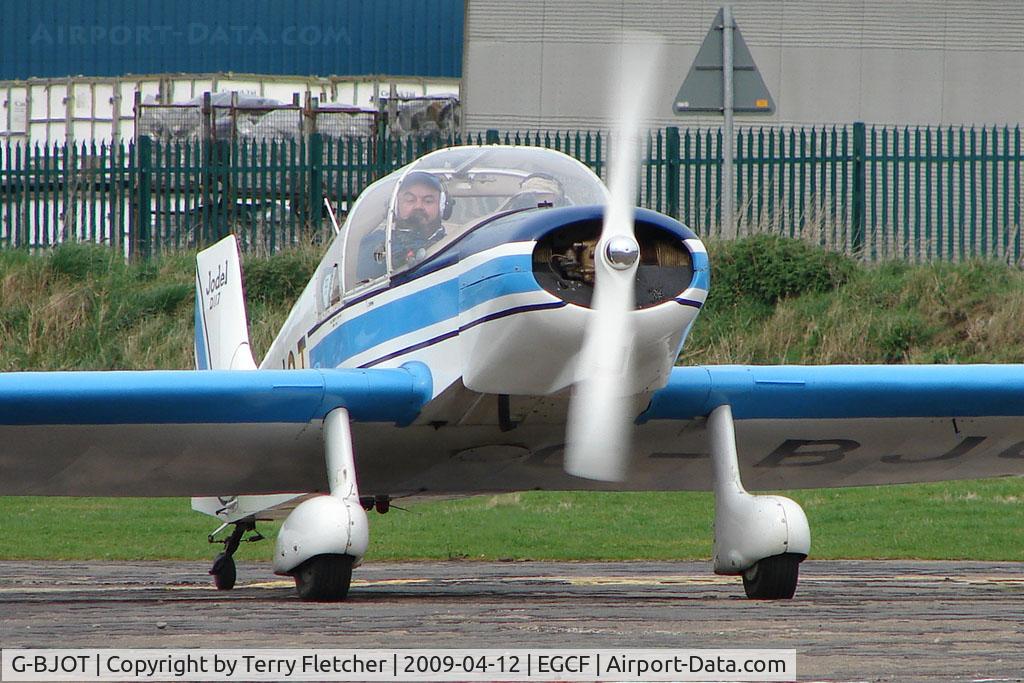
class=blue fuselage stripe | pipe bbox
[689,251,710,292]
[359,301,567,368]
[310,279,460,369]
[462,253,531,284]
[310,253,538,368]
[460,270,539,310]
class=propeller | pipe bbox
[564,35,663,482]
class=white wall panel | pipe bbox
[860,50,946,125]
[775,48,862,123]
[942,52,1024,124]
[465,42,544,122]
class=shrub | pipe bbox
[708,235,856,307]
[242,250,318,305]
[48,243,122,280]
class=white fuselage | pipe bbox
[262,237,706,411]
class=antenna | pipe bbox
[324,197,342,235]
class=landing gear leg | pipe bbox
[208,517,262,590]
[273,408,369,601]
[708,404,811,600]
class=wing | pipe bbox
[0,366,431,496]
[8,362,1024,498]
[637,364,1024,490]
[342,364,1024,496]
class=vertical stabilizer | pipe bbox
[194,235,257,370]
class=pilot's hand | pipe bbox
[403,247,428,265]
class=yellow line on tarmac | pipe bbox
[245,580,294,589]
[0,577,439,594]
[798,575,1024,585]
[3,573,1020,595]
[561,576,736,586]
[354,578,432,586]
[0,584,213,594]
[247,578,431,589]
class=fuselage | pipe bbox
[255,147,710,496]
[264,204,708,397]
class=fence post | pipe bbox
[666,127,681,220]
[16,144,29,248]
[852,121,866,255]
[201,92,213,141]
[308,132,324,234]
[374,113,388,180]
[134,135,153,260]
[108,141,119,254]
[486,129,500,145]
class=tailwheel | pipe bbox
[207,516,263,591]
[292,554,354,602]
[742,553,803,600]
[210,553,236,590]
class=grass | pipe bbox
[0,242,319,370]
[2,478,1023,561]
[3,236,1024,562]
[682,237,1024,365]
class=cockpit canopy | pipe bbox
[320,146,608,310]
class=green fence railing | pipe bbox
[1,124,1022,262]
[134,133,490,257]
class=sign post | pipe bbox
[674,7,773,239]
[722,6,735,239]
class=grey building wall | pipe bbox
[462,0,1024,131]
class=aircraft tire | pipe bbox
[741,553,801,600]
[292,553,354,601]
[211,553,236,591]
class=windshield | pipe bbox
[341,174,399,293]
[385,146,608,271]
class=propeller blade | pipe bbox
[564,36,663,482]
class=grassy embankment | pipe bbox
[1,237,1023,562]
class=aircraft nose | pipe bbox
[530,214,699,309]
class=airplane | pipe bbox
[4,138,1024,602]
[4,43,1024,601]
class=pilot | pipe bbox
[499,173,568,212]
[391,171,449,268]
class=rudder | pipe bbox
[195,235,256,370]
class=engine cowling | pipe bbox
[457,209,708,396]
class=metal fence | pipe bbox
[1,123,1022,261]
[0,133,491,257]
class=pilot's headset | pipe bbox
[394,171,454,222]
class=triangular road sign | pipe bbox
[674,8,774,114]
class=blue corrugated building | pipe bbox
[1,0,463,79]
